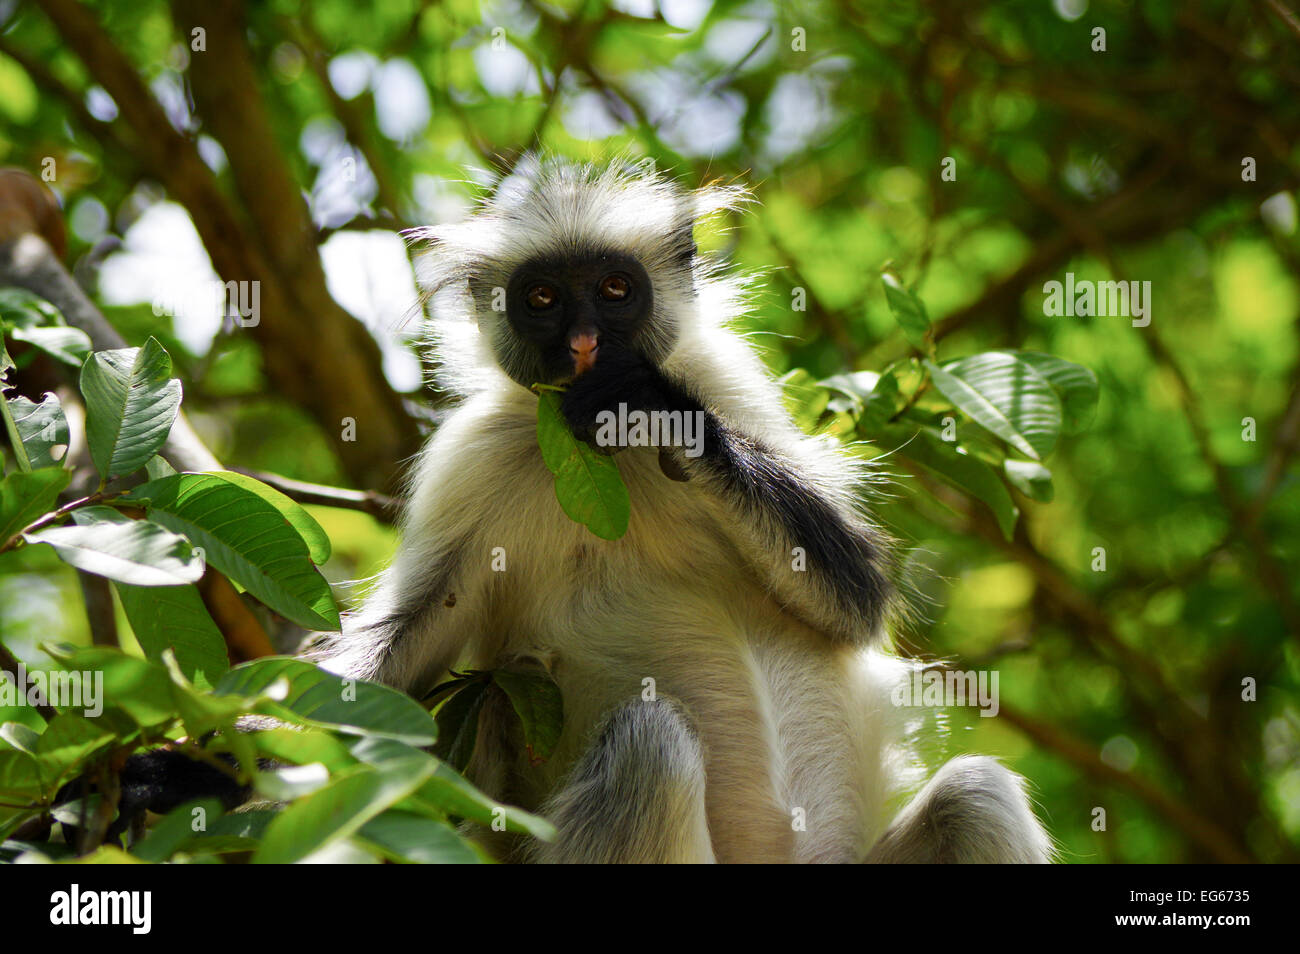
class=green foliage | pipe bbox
[0,647,550,863]
[535,387,631,540]
[125,474,340,631]
[793,273,1097,540]
[0,0,1296,864]
[80,338,182,482]
[7,394,69,470]
[428,667,565,772]
[1,303,546,863]
[26,505,205,586]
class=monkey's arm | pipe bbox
[563,353,893,643]
[307,404,508,694]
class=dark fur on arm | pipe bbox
[55,748,251,844]
[562,350,894,641]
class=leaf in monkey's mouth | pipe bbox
[532,384,630,541]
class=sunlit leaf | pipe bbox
[115,581,228,688]
[253,757,434,863]
[79,338,182,480]
[26,506,204,586]
[882,272,932,351]
[926,353,1061,460]
[0,466,70,545]
[216,657,437,746]
[9,326,92,367]
[7,393,68,469]
[1015,352,1099,434]
[127,474,340,630]
[1004,459,1055,502]
[357,810,485,864]
[536,389,630,541]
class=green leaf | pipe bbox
[1015,352,1100,434]
[79,337,182,480]
[215,658,438,746]
[536,390,630,540]
[345,735,555,839]
[408,761,556,840]
[779,368,831,433]
[0,722,40,755]
[0,289,62,329]
[69,846,146,864]
[114,581,228,688]
[183,808,277,854]
[431,677,490,771]
[856,366,906,432]
[894,425,1020,540]
[253,757,435,863]
[0,379,30,473]
[0,749,43,801]
[131,798,227,863]
[357,810,484,864]
[820,371,880,415]
[926,353,1061,460]
[127,474,340,630]
[42,647,178,730]
[492,668,563,764]
[1004,459,1055,502]
[8,326,92,367]
[33,714,116,796]
[25,506,204,586]
[8,393,68,469]
[882,271,932,351]
[144,455,177,481]
[207,470,331,565]
[0,466,70,545]
[254,762,331,802]
[250,727,355,773]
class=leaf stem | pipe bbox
[0,390,33,473]
[0,490,106,554]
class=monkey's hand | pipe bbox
[560,349,694,452]
[53,747,250,846]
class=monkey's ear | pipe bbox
[673,225,699,263]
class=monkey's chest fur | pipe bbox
[461,443,888,863]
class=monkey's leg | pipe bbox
[532,698,715,864]
[865,755,1052,864]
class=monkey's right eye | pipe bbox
[526,285,557,309]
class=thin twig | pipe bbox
[227,467,401,520]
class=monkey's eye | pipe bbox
[598,274,631,302]
[526,284,557,309]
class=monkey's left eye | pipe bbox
[598,274,631,301]
[526,285,557,309]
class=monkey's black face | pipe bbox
[503,251,656,386]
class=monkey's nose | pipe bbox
[569,332,599,376]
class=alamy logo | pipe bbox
[891,668,1000,718]
[0,664,102,717]
[1042,272,1151,327]
[152,278,261,327]
[50,884,151,934]
[593,404,706,458]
